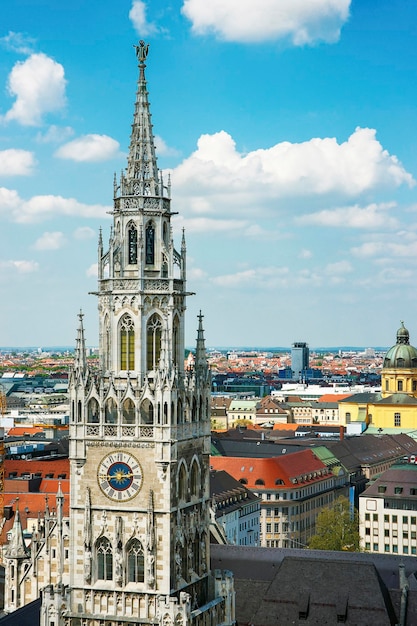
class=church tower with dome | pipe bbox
[37,40,234,626]
[381,322,417,399]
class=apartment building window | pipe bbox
[385,529,389,537]
[395,487,403,494]
[365,513,370,521]
[365,542,370,550]
[373,514,378,521]
[373,543,379,551]
[411,517,416,525]
[365,528,371,536]
[384,544,390,552]
[384,515,389,523]
[397,380,403,392]
[266,524,271,533]
[404,546,409,554]
[394,412,401,427]
[274,523,279,533]
[403,516,408,524]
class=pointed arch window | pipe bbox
[147,314,162,370]
[87,398,99,423]
[105,398,117,424]
[173,316,179,366]
[140,399,154,425]
[126,538,144,583]
[120,314,135,371]
[122,398,135,424]
[128,223,138,264]
[190,461,200,498]
[145,222,155,265]
[96,537,113,581]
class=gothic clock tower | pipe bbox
[40,41,234,626]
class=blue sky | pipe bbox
[0,0,417,349]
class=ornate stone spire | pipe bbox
[195,311,208,369]
[124,40,160,198]
[74,310,88,375]
[6,501,29,559]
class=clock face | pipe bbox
[97,452,143,501]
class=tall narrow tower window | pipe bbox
[173,316,179,366]
[128,224,138,264]
[120,314,135,370]
[96,537,113,581]
[126,538,144,583]
[146,314,162,370]
[145,223,155,265]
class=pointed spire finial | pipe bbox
[195,311,207,368]
[134,40,149,64]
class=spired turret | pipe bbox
[381,321,417,398]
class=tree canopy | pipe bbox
[308,496,360,552]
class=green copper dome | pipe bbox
[383,322,417,369]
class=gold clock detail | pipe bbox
[97,451,143,501]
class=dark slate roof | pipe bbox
[210,469,260,517]
[339,392,382,403]
[211,544,417,626]
[362,463,417,498]
[0,598,40,625]
[211,437,306,458]
[325,433,417,470]
[374,393,417,405]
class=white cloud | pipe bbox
[73,226,96,240]
[0,31,35,55]
[0,149,36,176]
[129,0,157,35]
[2,53,67,126]
[55,134,120,162]
[296,202,399,230]
[352,240,417,259]
[325,260,352,275]
[182,0,351,44]
[0,186,112,223]
[212,266,290,288]
[33,231,66,251]
[0,259,39,273]
[86,263,98,278]
[36,125,74,144]
[171,129,413,218]
[299,249,312,259]
[155,135,180,157]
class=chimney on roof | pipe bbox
[340,425,345,441]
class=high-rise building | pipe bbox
[3,40,234,626]
[291,342,309,381]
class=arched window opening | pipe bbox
[128,223,138,264]
[163,402,168,425]
[177,398,183,424]
[385,380,389,391]
[185,399,190,423]
[87,398,99,423]
[157,402,161,424]
[173,316,179,367]
[161,262,168,278]
[96,537,113,581]
[239,478,248,485]
[77,400,82,423]
[122,398,135,424]
[140,399,154,425]
[398,380,403,392]
[171,401,175,425]
[199,397,203,421]
[120,314,135,371]
[178,464,187,501]
[126,538,144,583]
[71,400,75,423]
[163,222,168,246]
[191,398,197,422]
[147,314,162,370]
[205,398,209,421]
[397,358,405,367]
[255,479,265,486]
[145,222,155,265]
[190,462,199,497]
[105,398,117,424]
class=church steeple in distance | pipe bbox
[62,41,235,626]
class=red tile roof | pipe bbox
[210,449,328,490]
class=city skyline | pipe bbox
[1,1,417,348]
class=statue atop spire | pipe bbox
[134,40,149,64]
